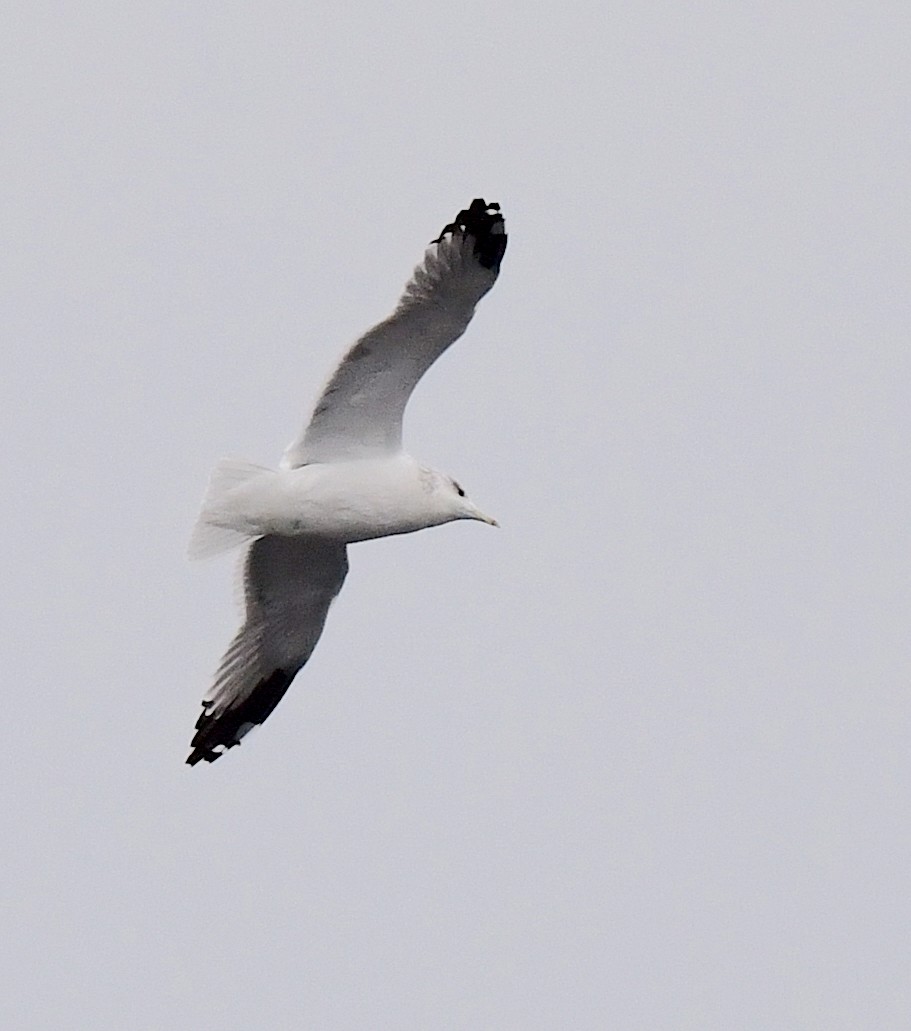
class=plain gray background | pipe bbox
[4,3,909,1028]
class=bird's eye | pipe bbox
[452,480,466,497]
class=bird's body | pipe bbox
[187,199,506,765]
[191,453,495,547]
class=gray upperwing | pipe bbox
[282,199,507,467]
[187,535,349,764]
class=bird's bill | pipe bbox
[468,505,499,527]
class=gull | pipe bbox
[186,198,507,764]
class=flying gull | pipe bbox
[186,198,507,764]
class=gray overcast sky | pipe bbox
[3,3,910,1028]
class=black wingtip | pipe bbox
[186,746,220,766]
[185,668,296,766]
[433,198,507,270]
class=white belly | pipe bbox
[228,455,447,543]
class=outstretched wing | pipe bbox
[187,535,348,765]
[282,199,507,467]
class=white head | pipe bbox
[428,471,498,528]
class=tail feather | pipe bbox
[188,458,273,560]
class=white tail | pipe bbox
[188,458,273,560]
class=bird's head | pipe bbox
[441,475,499,528]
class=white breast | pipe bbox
[227,455,447,543]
